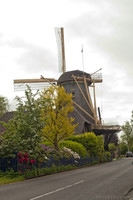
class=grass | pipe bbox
[0,158,112,185]
[0,175,25,185]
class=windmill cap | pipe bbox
[57,70,91,84]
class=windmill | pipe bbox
[57,69,120,150]
[13,28,120,150]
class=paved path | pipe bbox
[0,158,133,200]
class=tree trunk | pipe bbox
[54,141,59,151]
[127,142,130,151]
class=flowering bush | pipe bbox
[62,147,80,160]
[40,144,51,151]
[59,140,87,158]
[18,152,36,173]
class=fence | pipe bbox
[0,155,112,173]
[0,157,19,172]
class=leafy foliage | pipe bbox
[121,121,133,151]
[67,132,98,157]
[97,136,105,162]
[41,86,78,150]
[118,141,128,155]
[59,140,88,158]
[108,143,117,155]
[103,151,111,162]
[0,96,9,117]
[0,86,44,158]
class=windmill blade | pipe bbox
[55,27,66,74]
[91,73,103,83]
[13,78,57,91]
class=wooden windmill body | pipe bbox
[57,70,102,134]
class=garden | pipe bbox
[0,85,112,184]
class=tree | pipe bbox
[0,86,44,158]
[97,136,105,162]
[108,143,117,155]
[118,141,128,155]
[0,96,9,117]
[121,121,133,152]
[41,86,77,150]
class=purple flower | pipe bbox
[40,144,49,151]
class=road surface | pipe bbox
[0,158,133,200]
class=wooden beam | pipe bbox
[92,124,121,131]
[91,79,103,83]
[72,75,94,117]
[93,81,97,125]
[72,100,95,121]
[14,78,57,84]
[83,76,95,115]
[71,75,102,83]
[72,75,91,82]
[39,76,58,89]
[61,28,66,73]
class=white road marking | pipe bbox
[29,180,85,200]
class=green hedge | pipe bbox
[59,140,88,158]
[66,132,98,157]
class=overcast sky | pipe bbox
[0,0,133,125]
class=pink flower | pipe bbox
[24,153,29,158]
[30,159,36,164]
[18,153,23,157]
[30,160,34,164]
[24,157,29,162]
[19,158,23,163]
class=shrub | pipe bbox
[41,141,53,148]
[59,140,88,158]
[62,147,80,159]
[118,142,128,155]
[24,165,75,178]
[103,151,111,162]
[108,143,117,155]
[97,136,105,162]
[66,132,98,157]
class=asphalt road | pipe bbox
[0,158,133,200]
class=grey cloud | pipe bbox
[6,38,57,74]
[66,0,133,76]
[0,33,6,43]
[66,0,133,124]
[0,33,3,39]
[16,45,57,73]
[6,38,29,49]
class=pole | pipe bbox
[81,45,84,74]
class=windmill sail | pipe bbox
[55,27,66,73]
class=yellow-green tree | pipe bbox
[41,86,77,150]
